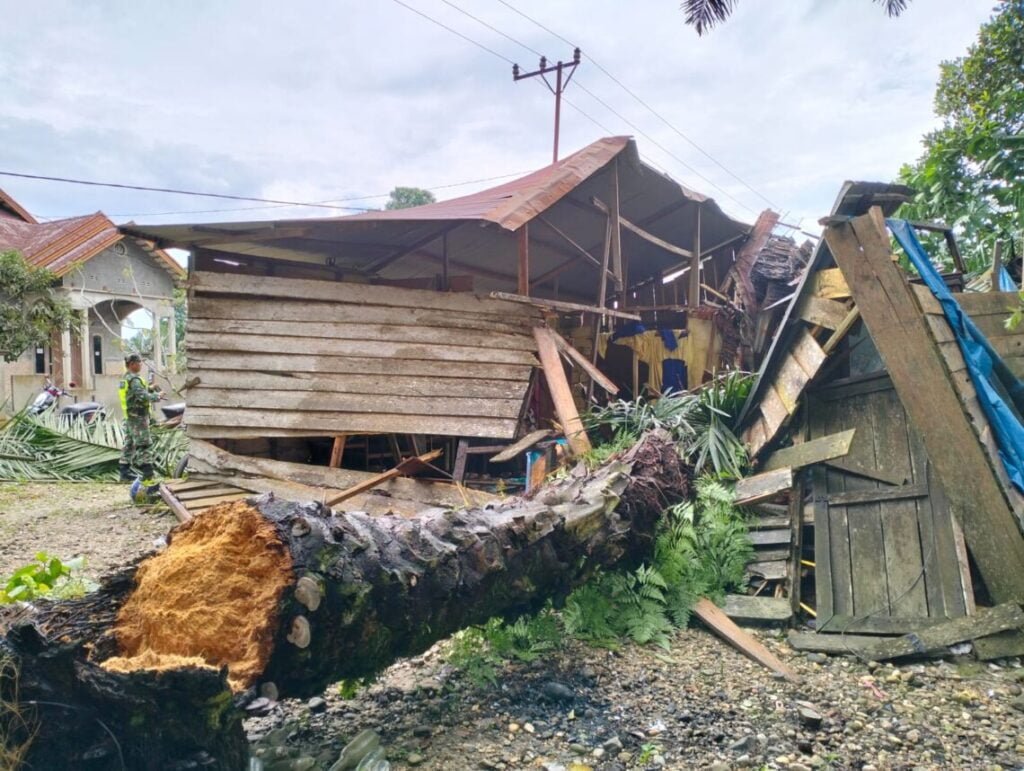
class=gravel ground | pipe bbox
[247,628,1024,771]
[0,482,174,581]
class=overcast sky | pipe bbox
[0,0,996,237]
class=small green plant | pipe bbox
[0,552,98,603]
[447,608,564,688]
[638,742,661,764]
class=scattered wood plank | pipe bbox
[826,210,1024,603]
[798,295,850,330]
[734,468,794,505]
[720,594,794,625]
[747,560,788,581]
[489,292,641,321]
[865,602,1024,660]
[788,631,899,655]
[748,529,792,547]
[550,331,620,394]
[761,429,856,472]
[973,630,1024,661]
[693,598,799,682]
[325,450,443,507]
[534,327,593,456]
[816,615,944,635]
[489,429,553,464]
[158,483,193,523]
[821,307,861,355]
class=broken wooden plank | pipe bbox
[821,307,861,355]
[799,295,850,330]
[550,331,620,394]
[534,327,593,456]
[973,630,1024,661]
[325,450,443,506]
[816,615,944,635]
[826,210,1024,603]
[489,292,641,321]
[720,594,794,625]
[761,429,856,472]
[826,484,928,506]
[822,457,906,486]
[747,560,788,581]
[734,468,794,505]
[865,602,1024,661]
[748,529,792,547]
[158,483,193,524]
[693,598,798,681]
[788,631,899,655]
[489,429,553,464]
[812,267,851,300]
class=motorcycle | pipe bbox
[27,379,106,423]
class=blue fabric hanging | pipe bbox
[999,265,1017,292]
[888,218,1024,492]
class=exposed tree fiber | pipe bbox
[1,432,686,770]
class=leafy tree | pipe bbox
[0,250,74,363]
[384,186,436,210]
[897,2,1024,273]
[681,0,908,35]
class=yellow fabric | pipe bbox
[603,319,721,393]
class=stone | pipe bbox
[508,723,520,734]
[524,723,535,734]
[795,702,823,729]
[570,743,587,755]
[806,653,828,665]
[542,681,576,703]
[407,753,425,766]
[307,696,327,713]
[329,729,381,771]
[708,763,731,771]
[602,736,624,752]
[1010,696,1024,713]
[246,697,272,715]
[728,735,756,753]
[290,759,317,771]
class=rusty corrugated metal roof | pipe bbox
[0,205,185,279]
[0,187,38,224]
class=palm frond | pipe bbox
[875,0,909,17]
[681,0,737,35]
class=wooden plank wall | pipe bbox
[911,284,1024,530]
[186,271,543,439]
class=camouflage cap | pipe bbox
[124,353,143,365]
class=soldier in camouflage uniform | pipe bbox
[118,353,164,482]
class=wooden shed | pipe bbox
[734,183,1024,656]
[126,137,757,516]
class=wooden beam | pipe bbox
[158,483,193,524]
[761,429,856,472]
[550,330,619,394]
[366,224,459,274]
[536,215,613,278]
[693,598,799,682]
[609,161,623,289]
[821,307,861,354]
[533,327,592,456]
[734,468,794,505]
[489,429,553,464]
[825,209,1024,603]
[518,224,530,295]
[992,240,1004,293]
[689,203,702,307]
[329,435,347,468]
[798,296,850,330]
[489,292,641,321]
[325,450,443,506]
[822,457,906,486]
[864,602,1024,661]
[591,196,694,261]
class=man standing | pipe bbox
[118,353,164,483]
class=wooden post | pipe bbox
[533,327,592,456]
[992,240,1004,292]
[588,216,614,400]
[518,224,530,296]
[329,436,347,468]
[442,231,450,291]
[609,161,623,292]
[688,204,702,308]
[452,439,469,482]
[824,209,1024,603]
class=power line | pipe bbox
[84,169,535,219]
[491,0,780,211]
[0,170,372,212]
[391,0,514,64]
[422,0,757,214]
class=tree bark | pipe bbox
[1,432,687,770]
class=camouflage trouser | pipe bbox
[121,415,154,469]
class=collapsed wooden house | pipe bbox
[733,182,1024,657]
[126,137,771,516]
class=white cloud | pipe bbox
[0,0,994,228]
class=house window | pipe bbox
[34,346,46,375]
[93,335,103,375]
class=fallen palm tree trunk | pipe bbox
[1,432,687,770]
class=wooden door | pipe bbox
[809,374,970,633]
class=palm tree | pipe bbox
[682,0,910,35]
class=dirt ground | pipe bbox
[0,482,174,581]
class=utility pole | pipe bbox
[513,48,581,164]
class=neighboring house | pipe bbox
[0,188,185,415]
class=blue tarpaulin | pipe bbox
[888,218,1024,493]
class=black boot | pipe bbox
[140,464,156,484]
[118,463,133,482]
